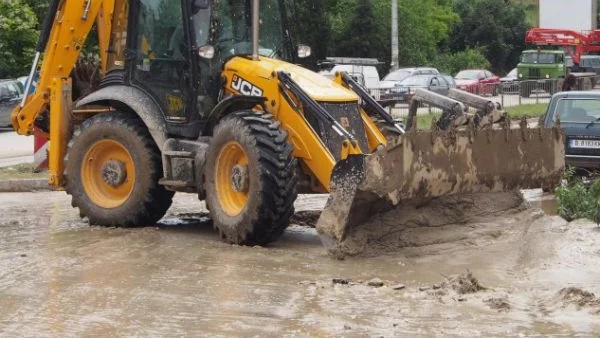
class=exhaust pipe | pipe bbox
[252,0,259,60]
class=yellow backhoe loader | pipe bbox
[12,0,564,255]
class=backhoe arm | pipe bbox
[11,0,115,186]
[11,0,114,136]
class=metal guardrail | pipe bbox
[366,76,600,119]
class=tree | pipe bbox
[334,0,383,58]
[22,0,51,28]
[449,0,530,73]
[289,0,331,67]
[0,0,38,78]
[433,48,491,75]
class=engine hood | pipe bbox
[224,56,358,102]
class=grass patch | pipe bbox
[0,163,47,180]
[411,114,441,130]
[505,103,548,118]
[555,168,600,223]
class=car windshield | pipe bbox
[455,70,480,80]
[384,70,411,82]
[442,75,455,86]
[554,99,600,123]
[212,0,285,59]
[400,75,430,86]
[0,81,23,100]
[521,53,557,64]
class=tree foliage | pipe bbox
[0,0,38,78]
[449,0,529,74]
[21,0,51,27]
[0,0,531,78]
[434,48,491,75]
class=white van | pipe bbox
[318,57,381,93]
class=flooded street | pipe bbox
[1,191,600,336]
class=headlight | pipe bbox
[519,73,523,78]
[545,74,550,79]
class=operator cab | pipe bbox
[112,0,297,139]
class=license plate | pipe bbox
[570,139,600,149]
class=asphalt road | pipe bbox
[0,129,33,167]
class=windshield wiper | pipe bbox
[585,117,600,129]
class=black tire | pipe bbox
[65,112,174,226]
[205,111,297,245]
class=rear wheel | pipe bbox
[65,113,174,226]
[205,111,297,245]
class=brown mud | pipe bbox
[1,191,600,336]
[332,191,526,257]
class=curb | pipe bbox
[0,178,55,193]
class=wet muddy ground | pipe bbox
[1,191,599,336]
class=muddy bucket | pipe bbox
[316,123,565,257]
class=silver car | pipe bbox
[0,79,24,127]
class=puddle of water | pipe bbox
[540,197,558,216]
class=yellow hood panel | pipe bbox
[224,57,358,102]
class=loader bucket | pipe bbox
[316,122,565,257]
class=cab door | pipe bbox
[130,0,198,136]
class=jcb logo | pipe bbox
[231,75,264,97]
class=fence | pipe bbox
[367,76,600,119]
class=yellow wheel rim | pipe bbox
[81,139,136,209]
[215,141,250,217]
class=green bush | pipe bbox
[433,48,491,75]
[555,168,600,223]
[0,0,38,78]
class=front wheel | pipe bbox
[65,113,174,226]
[204,111,298,245]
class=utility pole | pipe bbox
[391,0,399,71]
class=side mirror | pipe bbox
[297,44,312,59]
[198,45,215,59]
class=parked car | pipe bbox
[0,79,24,127]
[455,69,500,96]
[543,91,600,169]
[379,67,440,99]
[500,68,518,92]
[317,57,381,94]
[381,74,452,102]
[441,74,456,88]
[17,76,28,89]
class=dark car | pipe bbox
[0,79,24,127]
[381,74,451,102]
[543,91,600,169]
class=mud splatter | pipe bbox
[443,271,486,295]
[485,297,511,312]
[554,288,600,313]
